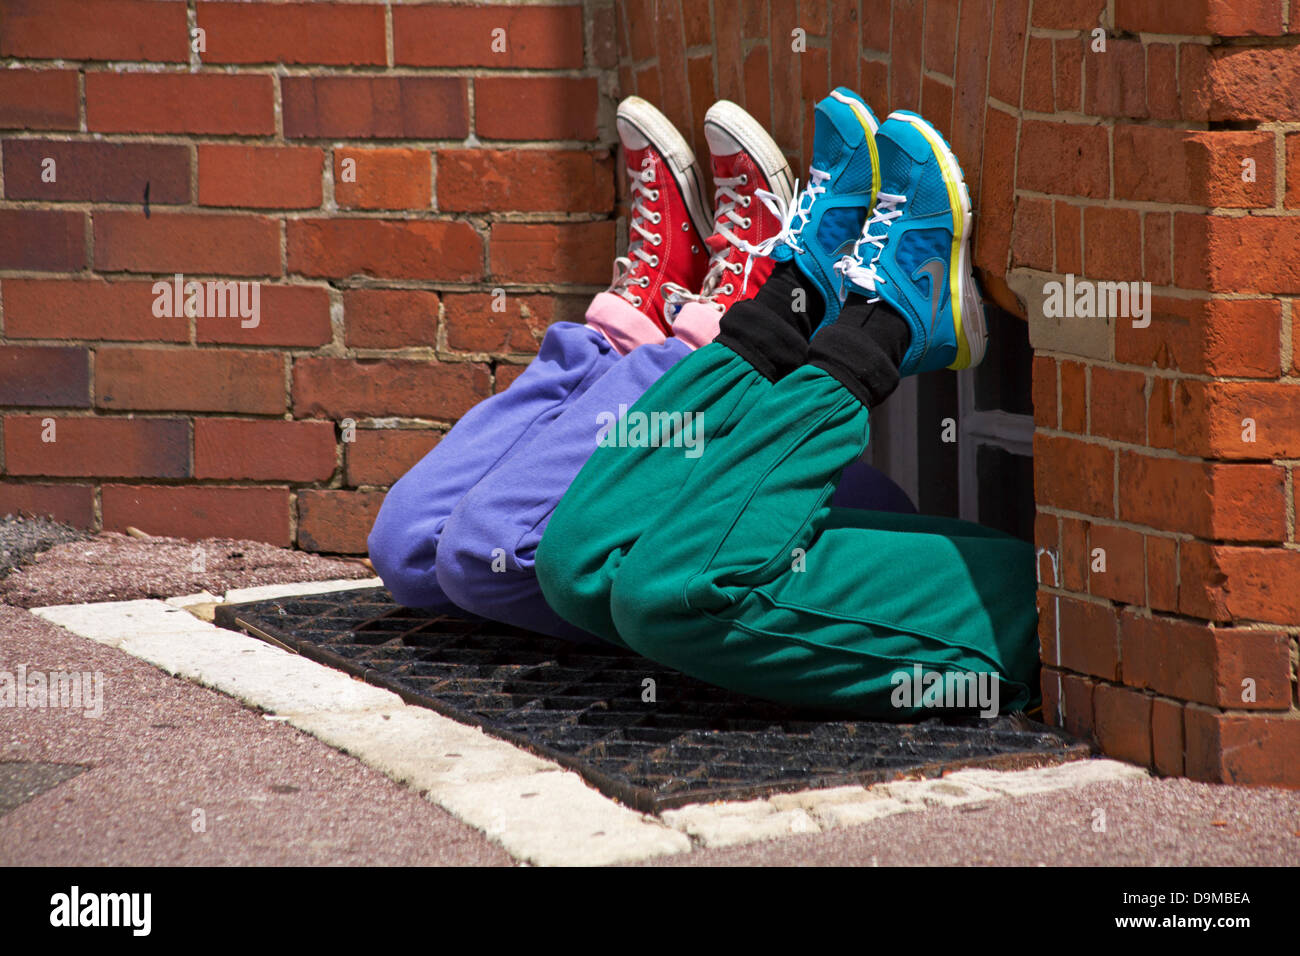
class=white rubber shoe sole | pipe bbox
[893,111,987,370]
[616,96,713,242]
[702,99,795,208]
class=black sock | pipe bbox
[715,261,820,382]
[807,293,913,408]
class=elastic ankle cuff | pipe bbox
[715,300,809,381]
[807,324,901,408]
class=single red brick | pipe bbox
[716,0,747,101]
[292,357,491,421]
[950,0,991,197]
[282,76,468,140]
[1119,452,1285,541]
[1150,697,1184,777]
[437,148,615,214]
[297,489,384,553]
[94,211,280,277]
[0,482,94,527]
[86,73,274,135]
[1183,214,1300,294]
[442,293,558,353]
[920,78,954,143]
[334,148,431,211]
[1201,546,1300,628]
[1033,433,1113,518]
[342,289,439,349]
[1032,0,1106,28]
[1061,516,1089,592]
[924,0,959,74]
[1116,296,1281,379]
[829,0,861,89]
[1287,132,1300,208]
[973,107,1017,274]
[195,286,332,348]
[346,429,440,487]
[1145,43,1179,120]
[1059,360,1087,433]
[196,1,386,66]
[489,222,616,285]
[592,3,618,69]
[1021,37,1054,112]
[1082,206,1141,280]
[195,419,336,482]
[1089,366,1146,444]
[95,347,284,414]
[1176,380,1300,459]
[1185,709,1300,787]
[1121,611,1292,709]
[0,346,90,407]
[1086,522,1144,606]
[1083,37,1146,118]
[1144,534,1178,611]
[1057,595,1119,680]
[987,0,1028,107]
[198,145,324,209]
[393,4,584,68]
[474,77,599,141]
[1142,212,1172,286]
[1054,201,1083,275]
[288,219,482,282]
[1054,38,1082,113]
[1204,46,1300,122]
[743,47,773,131]
[3,415,188,478]
[2,279,188,342]
[1116,0,1285,35]
[4,140,190,204]
[1059,671,1096,740]
[0,209,85,272]
[1017,120,1109,199]
[0,69,79,130]
[1011,197,1053,271]
[1,0,188,61]
[1094,683,1152,768]
[1114,126,1274,208]
[102,484,291,546]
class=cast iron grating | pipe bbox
[215,587,1089,812]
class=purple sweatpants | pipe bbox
[367,322,619,614]
[370,320,915,641]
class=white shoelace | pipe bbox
[661,172,754,318]
[738,166,831,293]
[832,191,907,303]
[609,156,663,308]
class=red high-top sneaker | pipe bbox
[585,97,712,351]
[664,100,795,349]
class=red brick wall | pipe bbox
[0,0,619,551]
[622,0,1300,786]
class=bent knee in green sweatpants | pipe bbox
[537,343,1040,718]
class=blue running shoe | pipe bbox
[832,110,987,374]
[748,87,880,330]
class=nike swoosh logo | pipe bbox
[830,238,859,259]
[913,258,946,358]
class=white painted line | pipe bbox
[223,578,381,605]
[30,596,691,867]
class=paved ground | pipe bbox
[0,604,512,865]
[1,527,1296,866]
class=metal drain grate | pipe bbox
[215,587,1089,812]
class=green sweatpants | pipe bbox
[535,342,1040,718]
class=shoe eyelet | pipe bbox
[650,255,660,266]
[632,295,642,307]
[639,276,650,287]
[652,212,662,224]
[653,235,663,246]
[650,190,660,201]
[740,174,748,184]
[681,222,690,231]
[691,245,700,254]
[742,196,752,207]
[742,217,752,228]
